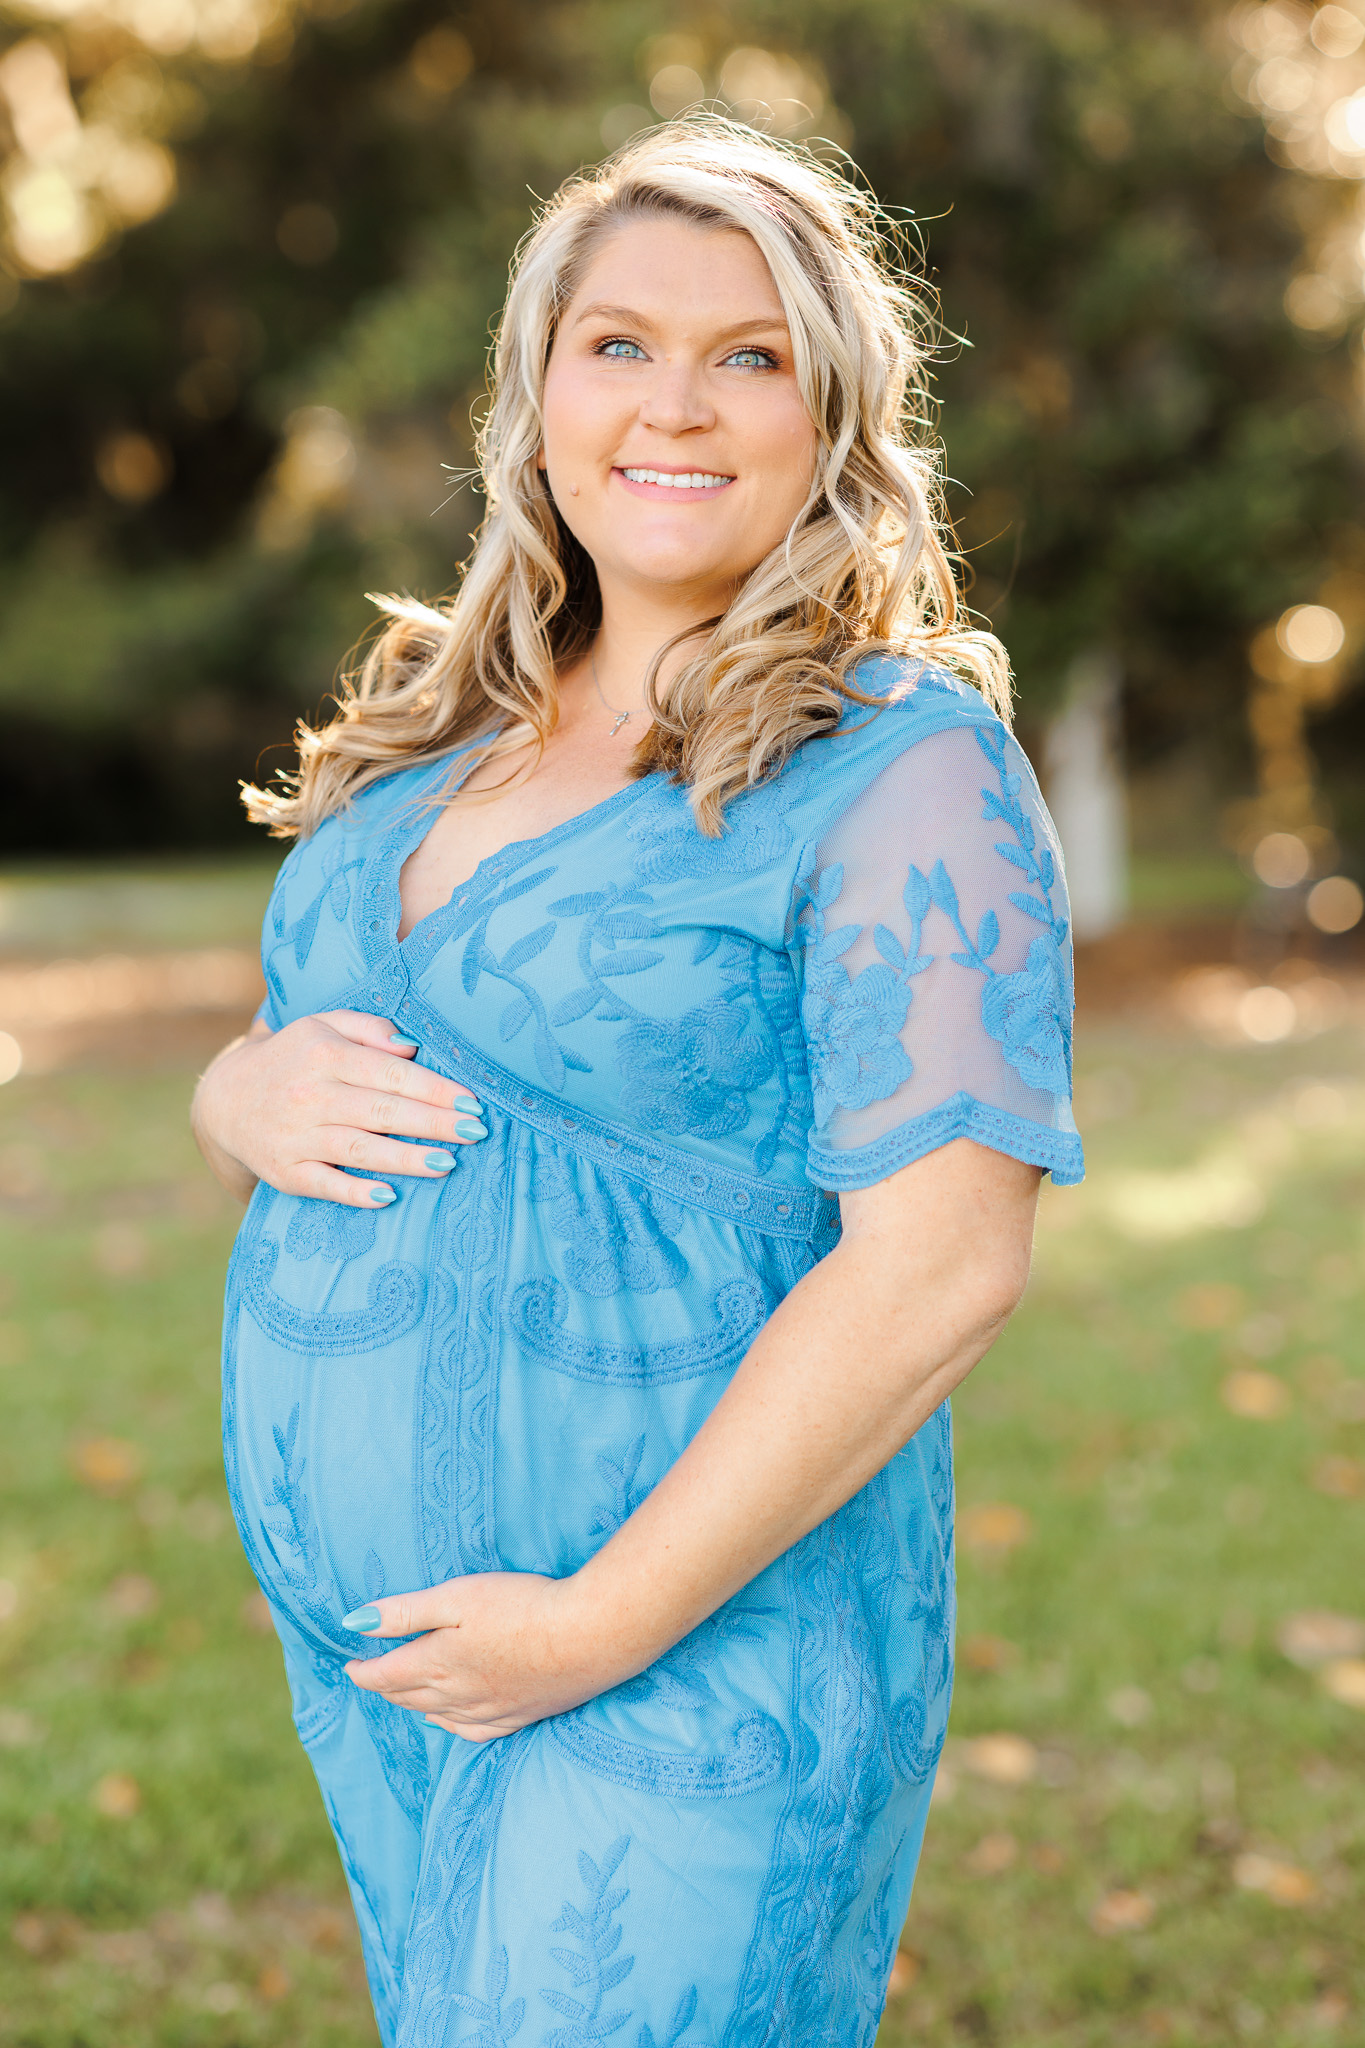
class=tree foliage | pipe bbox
[0,0,1359,849]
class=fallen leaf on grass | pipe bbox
[1090,1890,1155,1935]
[959,1503,1032,1555]
[1175,1283,1244,1330]
[11,1911,80,1959]
[1311,1456,1365,1499]
[964,1831,1017,1876]
[71,1437,143,1495]
[961,1733,1038,1785]
[1221,1370,1291,1420]
[1277,1612,1365,1667]
[1232,1852,1318,1904]
[257,1963,291,2001]
[1318,1658,1365,1708]
[960,1634,1019,1673]
[1307,1991,1350,2029]
[1107,1685,1153,1727]
[93,1222,148,1279]
[1029,1842,1067,1875]
[92,1772,140,1819]
[885,1952,920,1996]
[104,1573,159,1620]
[0,1709,37,1746]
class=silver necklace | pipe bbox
[590,651,635,739]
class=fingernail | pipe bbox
[370,1185,397,1205]
[454,1093,482,1114]
[390,1035,419,1051]
[454,1116,488,1142]
[425,1150,456,1173]
[341,1605,382,1633]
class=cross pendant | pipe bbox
[610,711,631,738]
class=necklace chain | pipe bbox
[590,651,635,739]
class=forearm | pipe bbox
[569,1227,1022,1685]
[191,1030,264,1204]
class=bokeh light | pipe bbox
[649,65,705,117]
[1252,831,1312,886]
[1276,603,1346,662]
[1236,985,1298,1042]
[1306,874,1365,932]
[0,1031,21,1084]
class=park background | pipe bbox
[1,0,1365,2040]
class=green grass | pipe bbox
[0,860,279,956]
[0,1023,1362,2043]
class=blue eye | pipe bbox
[725,348,777,370]
[599,339,646,359]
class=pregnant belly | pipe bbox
[221,1170,467,1652]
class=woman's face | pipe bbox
[540,216,820,616]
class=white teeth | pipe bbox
[621,468,732,489]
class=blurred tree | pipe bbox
[0,0,1360,853]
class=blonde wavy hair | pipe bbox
[245,115,1011,841]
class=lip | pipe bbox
[611,465,736,502]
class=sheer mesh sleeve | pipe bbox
[792,719,1083,1191]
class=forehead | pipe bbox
[565,215,788,326]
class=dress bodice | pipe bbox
[257,658,1082,1223]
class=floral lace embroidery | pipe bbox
[241,1227,425,1356]
[548,1710,789,1801]
[285,1198,378,1264]
[960,724,1073,1097]
[450,1947,525,2046]
[626,752,810,885]
[616,999,773,1139]
[507,1277,769,1386]
[530,1156,686,1297]
[539,1838,709,2048]
[255,1406,433,1831]
[795,862,934,1126]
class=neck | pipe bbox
[583,577,724,714]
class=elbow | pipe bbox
[951,1241,1032,1359]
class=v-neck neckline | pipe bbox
[365,753,665,974]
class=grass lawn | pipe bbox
[0,1012,1361,2044]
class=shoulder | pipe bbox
[789,654,1010,840]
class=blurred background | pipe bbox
[1,1,1364,2043]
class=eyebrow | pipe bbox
[570,301,790,342]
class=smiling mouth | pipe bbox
[617,467,735,490]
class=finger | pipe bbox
[328,1083,487,1147]
[315,1010,416,1056]
[340,1585,460,1641]
[280,1161,400,1209]
[425,1715,504,1743]
[312,1127,466,1180]
[330,1043,483,1115]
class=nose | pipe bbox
[636,359,716,437]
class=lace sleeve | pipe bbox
[791,718,1084,1191]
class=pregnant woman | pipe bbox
[192,119,1082,2047]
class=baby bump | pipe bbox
[220,1165,472,1645]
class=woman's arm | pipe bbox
[191,1009,488,1206]
[346,1136,1039,1736]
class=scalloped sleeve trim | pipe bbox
[806,1090,1085,1191]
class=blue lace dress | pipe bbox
[221,660,1083,2048]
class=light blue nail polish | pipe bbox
[455,1095,483,1115]
[342,1604,382,1632]
[370,1185,397,1205]
[454,1116,488,1142]
[390,1035,419,1051]
[425,1150,455,1173]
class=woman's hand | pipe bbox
[341,1573,621,1741]
[191,1009,486,1207]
